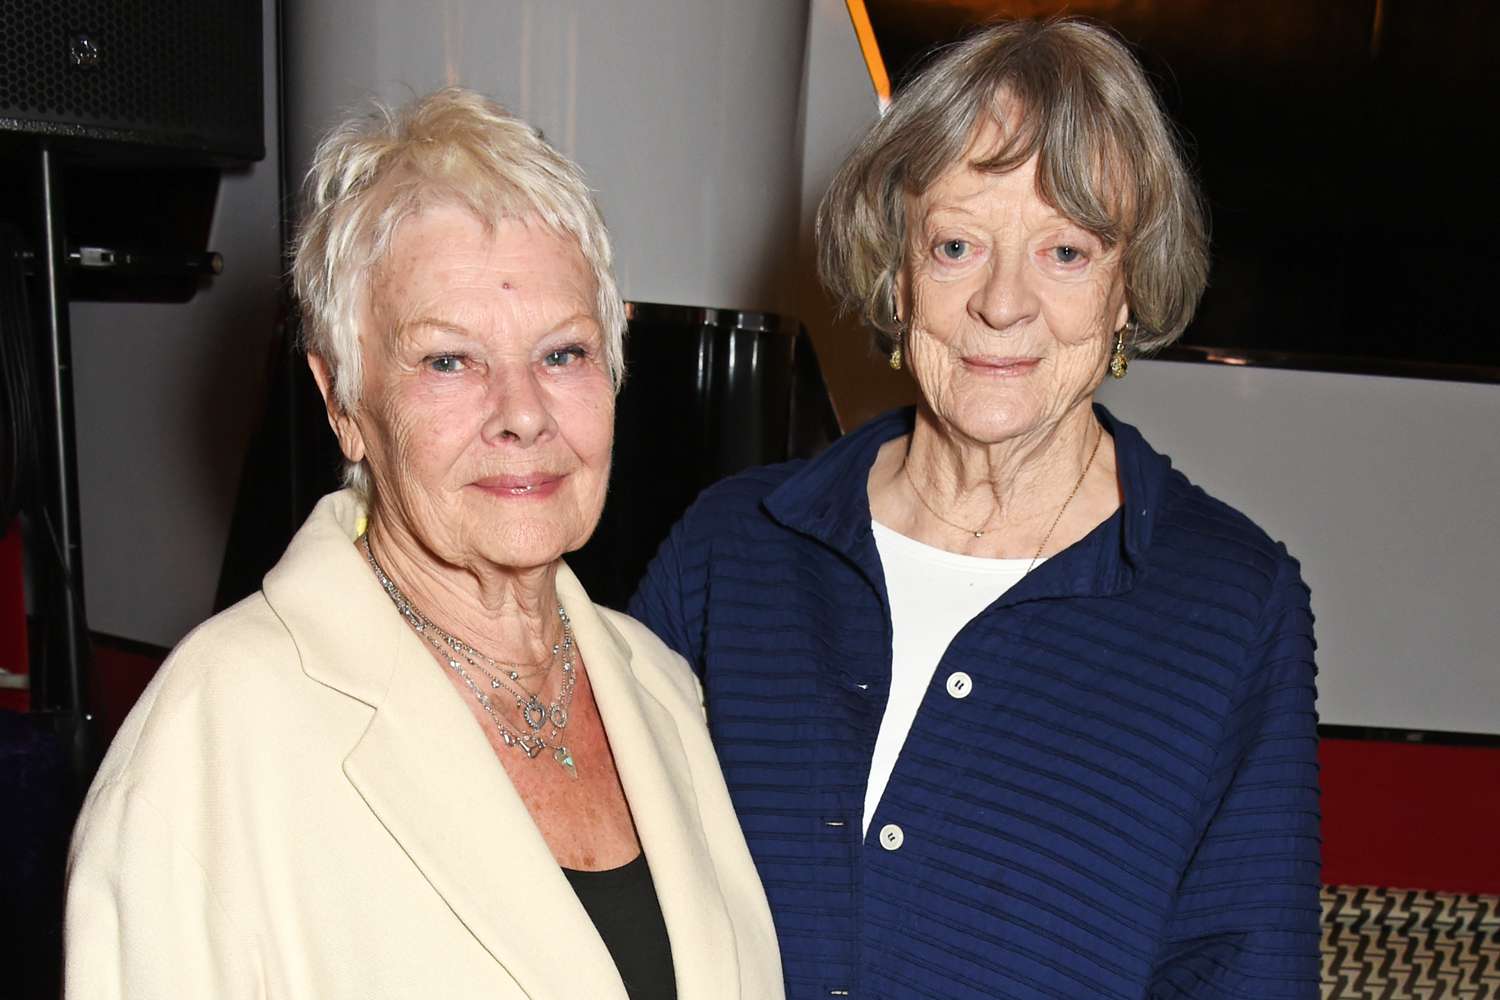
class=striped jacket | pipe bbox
[630,406,1321,999]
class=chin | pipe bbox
[933,394,1046,445]
[462,519,574,572]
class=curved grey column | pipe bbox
[283,0,810,315]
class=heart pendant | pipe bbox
[522,695,546,731]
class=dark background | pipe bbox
[866,0,1500,381]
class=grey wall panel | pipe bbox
[1099,361,1500,735]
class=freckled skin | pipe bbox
[868,124,1130,558]
[308,206,639,869]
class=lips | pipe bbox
[960,355,1041,375]
[471,474,565,499]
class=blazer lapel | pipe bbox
[341,618,629,1000]
[265,492,626,999]
[557,566,743,1000]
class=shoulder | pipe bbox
[88,594,302,793]
[1104,408,1292,585]
[1143,461,1311,651]
[1102,407,1309,630]
[1162,466,1301,575]
[658,460,811,561]
[685,459,805,522]
[671,408,911,542]
[596,606,702,707]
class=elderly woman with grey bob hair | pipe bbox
[631,18,1320,1000]
[65,87,782,1000]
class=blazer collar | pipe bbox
[261,492,739,999]
[763,404,1172,603]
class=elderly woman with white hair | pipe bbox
[64,88,781,1000]
[632,18,1320,1000]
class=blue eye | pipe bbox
[428,355,466,373]
[938,239,969,261]
[544,346,587,367]
[1054,245,1084,264]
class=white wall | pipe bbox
[71,0,283,646]
[1098,361,1500,735]
[283,0,810,316]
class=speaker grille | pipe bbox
[0,0,263,161]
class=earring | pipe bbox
[889,301,904,371]
[1109,324,1130,380]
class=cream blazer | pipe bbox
[65,491,782,999]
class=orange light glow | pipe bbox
[844,0,892,108]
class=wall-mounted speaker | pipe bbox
[0,0,263,162]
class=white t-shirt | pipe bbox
[864,521,1037,837]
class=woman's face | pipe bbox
[898,129,1130,446]
[328,205,614,574]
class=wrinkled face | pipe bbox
[326,205,614,574]
[897,126,1130,445]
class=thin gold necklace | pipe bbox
[901,423,1104,571]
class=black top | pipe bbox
[562,853,677,999]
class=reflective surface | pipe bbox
[567,303,838,610]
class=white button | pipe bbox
[946,671,973,699]
[878,823,904,851]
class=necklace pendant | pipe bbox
[553,746,578,778]
[549,704,570,728]
[521,695,547,731]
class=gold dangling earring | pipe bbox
[889,301,904,371]
[1109,324,1130,380]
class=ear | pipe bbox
[1114,298,1131,339]
[307,354,366,465]
[892,268,909,327]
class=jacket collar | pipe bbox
[261,492,740,999]
[763,404,1172,604]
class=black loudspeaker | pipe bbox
[0,0,263,162]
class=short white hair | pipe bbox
[292,87,626,494]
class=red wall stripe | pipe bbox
[0,523,29,713]
[1320,737,1500,895]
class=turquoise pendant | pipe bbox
[553,746,578,778]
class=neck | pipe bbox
[870,400,1114,558]
[362,507,562,667]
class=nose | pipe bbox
[480,362,555,448]
[968,250,1038,334]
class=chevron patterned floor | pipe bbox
[1323,886,1500,998]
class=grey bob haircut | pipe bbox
[817,18,1210,357]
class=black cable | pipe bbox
[0,220,96,750]
[0,223,44,533]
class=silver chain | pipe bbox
[360,535,580,777]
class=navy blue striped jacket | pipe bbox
[630,406,1321,1000]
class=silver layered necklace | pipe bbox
[360,535,579,778]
